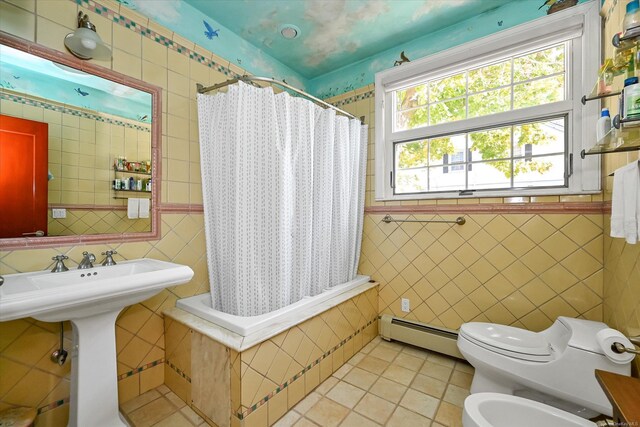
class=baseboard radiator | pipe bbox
[379,314,465,360]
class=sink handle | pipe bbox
[51,255,70,273]
[78,252,96,269]
[101,250,118,266]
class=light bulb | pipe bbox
[80,38,97,50]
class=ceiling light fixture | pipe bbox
[280,24,301,40]
[64,12,112,60]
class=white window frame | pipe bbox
[374,2,601,201]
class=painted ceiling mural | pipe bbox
[120,0,587,98]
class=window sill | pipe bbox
[375,187,602,203]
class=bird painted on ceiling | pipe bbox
[394,51,410,67]
[75,87,89,96]
[538,0,558,10]
[203,20,220,39]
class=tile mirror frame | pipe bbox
[0,31,162,249]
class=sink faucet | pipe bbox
[51,255,70,273]
[101,250,118,266]
[78,252,96,269]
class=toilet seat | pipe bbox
[459,323,553,362]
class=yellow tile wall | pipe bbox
[601,0,640,377]
[360,213,603,331]
[0,0,245,423]
[47,209,150,236]
[0,213,209,424]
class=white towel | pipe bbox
[611,161,640,244]
[127,198,139,219]
[138,198,150,219]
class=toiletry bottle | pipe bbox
[622,76,640,127]
[597,108,611,143]
[598,63,614,95]
[146,178,152,192]
[624,0,640,35]
[137,179,142,191]
[129,177,135,190]
[123,177,129,190]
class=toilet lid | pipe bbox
[460,323,552,361]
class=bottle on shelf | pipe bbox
[621,76,640,127]
[623,0,640,36]
[597,108,612,143]
[598,62,614,95]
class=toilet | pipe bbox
[463,393,596,427]
[457,317,633,419]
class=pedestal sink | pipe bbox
[0,258,194,427]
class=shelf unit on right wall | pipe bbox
[581,30,640,159]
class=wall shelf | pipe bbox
[612,30,640,48]
[113,189,151,193]
[580,125,640,158]
[114,169,151,176]
[579,31,640,158]
[581,90,621,105]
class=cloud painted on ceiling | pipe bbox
[183,0,523,79]
[119,0,307,90]
[117,0,589,98]
[307,0,592,98]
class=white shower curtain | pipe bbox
[197,82,367,316]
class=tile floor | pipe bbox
[122,336,473,427]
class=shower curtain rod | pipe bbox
[196,76,358,121]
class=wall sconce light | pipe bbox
[64,12,111,60]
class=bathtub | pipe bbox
[176,274,372,337]
[166,277,379,426]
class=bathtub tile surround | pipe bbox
[163,286,378,426]
[122,336,473,427]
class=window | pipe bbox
[374,2,600,201]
